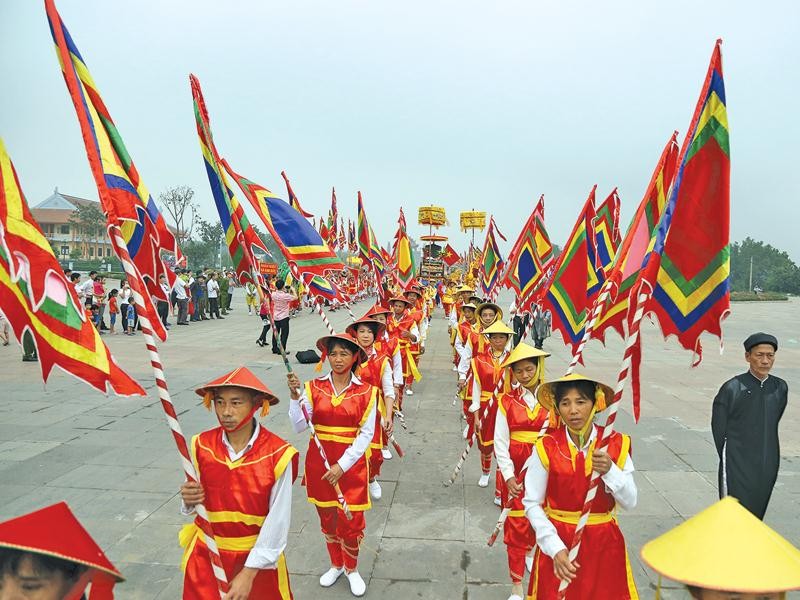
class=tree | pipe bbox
[68,203,105,258]
[730,238,800,294]
[158,186,196,244]
[181,218,224,269]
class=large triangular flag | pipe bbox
[0,138,145,396]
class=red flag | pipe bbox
[281,171,314,218]
[0,138,145,396]
[441,244,461,267]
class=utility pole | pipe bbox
[749,255,754,291]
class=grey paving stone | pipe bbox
[0,295,798,599]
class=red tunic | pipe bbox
[182,426,298,600]
[357,351,390,452]
[527,427,637,600]
[303,377,376,512]
[470,349,509,447]
[497,389,550,550]
[386,312,419,379]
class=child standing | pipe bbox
[108,289,119,335]
[125,299,136,335]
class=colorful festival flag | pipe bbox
[537,187,605,353]
[46,0,181,341]
[222,160,344,279]
[190,75,268,284]
[394,209,415,289]
[0,138,145,396]
[338,217,347,253]
[441,243,461,267]
[636,40,730,362]
[592,133,680,344]
[356,192,386,279]
[328,188,338,249]
[594,189,622,274]
[303,272,346,303]
[504,196,551,301]
[480,217,506,297]
[280,171,314,219]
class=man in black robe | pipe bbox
[712,332,788,519]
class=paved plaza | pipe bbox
[0,293,797,599]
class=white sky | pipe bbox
[2,0,798,261]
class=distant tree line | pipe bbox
[730,237,800,294]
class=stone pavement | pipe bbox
[0,294,797,599]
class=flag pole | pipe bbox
[109,225,229,597]
[556,286,650,598]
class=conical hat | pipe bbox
[501,342,550,368]
[456,285,474,294]
[316,333,368,364]
[482,320,514,336]
[195,366,279,405]
[641,497,800,593]
[0,502,123,582]
[345,317,386,340]
[535,373,613,412]
[365,304,391,317]
[387,296,413,307]
[476,301,503,320]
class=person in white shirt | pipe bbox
[286,334,375,597]
[206,272,223,319]
[522,374,638,599]
[179,366,297,599]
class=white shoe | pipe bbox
[381,448,392,460]
[525,553,534,573]
[369,480,382,500]
[508,595,523,600]
[346,571,367,597]
[478,473,490,487]
[405,388,413,396]
[462,425,469,439]
[494,496,502,506]
[452,365,457,371]
[319,566,344,587]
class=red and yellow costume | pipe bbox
[181,427,298,600]
[497,388,549,584]
[386,305,421,403]
[469,347,510,475]
[356,348,391,479]
[304,376,376,570]
[527,426,637,599]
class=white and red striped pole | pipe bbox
[564,280,614,376]
[445,369,506,486]
[487,413,550,546]
[109,226,228,597]
[316,301,336,336]
[556,288,649,598]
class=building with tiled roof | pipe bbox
[32,188,114,261]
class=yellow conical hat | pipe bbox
[640,497,800,593]
[482,320,514,336]
[501,342,550,368]
[535,373,613,413]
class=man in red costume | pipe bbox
[180,367,298,600]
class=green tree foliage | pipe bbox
[730,238,800,294]
[182,218,223,268]
[68,202,105,257]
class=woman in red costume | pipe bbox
[287,334,375,597]
[467,320,514,497]
[523,374,638,599]
[345,316,396,501]
[493,343,550,600]
[180,366,298,600]
[385,296,420,404]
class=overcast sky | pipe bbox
[2,0,798,262]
